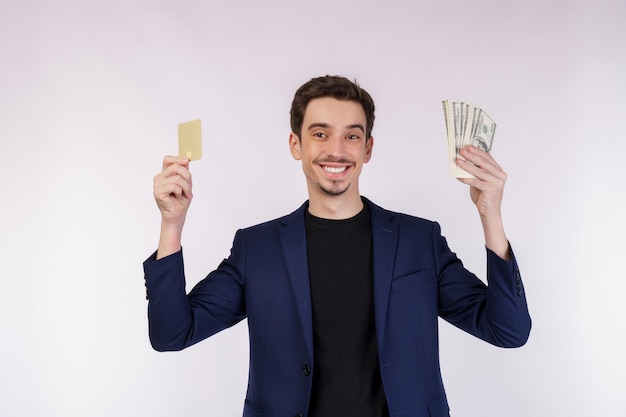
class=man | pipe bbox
[144,75,531,417]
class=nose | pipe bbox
[326,135,346,158]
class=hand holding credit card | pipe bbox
[178,119,202,161]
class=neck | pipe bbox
[307,194,364,220]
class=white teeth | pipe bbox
[323,166,347,173]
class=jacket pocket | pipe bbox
[427,394,450,417]
[391,270,433,293]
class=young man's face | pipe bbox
[289,97,373,200]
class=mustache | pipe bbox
[313,156,356,165]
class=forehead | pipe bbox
[303,97,366,128]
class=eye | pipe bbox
[347,134,360,140]
[313,132,327,138]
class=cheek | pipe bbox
[356,147,371,162]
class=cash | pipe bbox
[442,100,496,178]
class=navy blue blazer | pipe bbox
[144,198,531,417]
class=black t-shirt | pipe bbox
[305,204,389,417]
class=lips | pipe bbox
[323,166,347,174]
[319,162,354,178]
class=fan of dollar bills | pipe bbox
[442,100,496,178]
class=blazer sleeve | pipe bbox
[432,222,531,348]
[143,230,248,352]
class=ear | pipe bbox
[289,132,302,160]
[364,136,374,163]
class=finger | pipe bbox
[461,145,500,164]
[160,163,193,184]
[162,155,190,171]
[458,147,506,181]
[459,147,498,171]
[159,175,192,195]
[457,161,507,192]
[154,172,193,200]
[155,160,193,194]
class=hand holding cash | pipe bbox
[442,100,496,178]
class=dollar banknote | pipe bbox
[442,100,496,178]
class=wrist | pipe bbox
[157,219,184,259]
[481,215,510,260]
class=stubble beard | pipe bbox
[313,156,355,197]
[319,181,351,197]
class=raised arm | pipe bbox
[145,156,247,351]
[456,145,510,259]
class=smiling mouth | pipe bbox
[323,166,347,174]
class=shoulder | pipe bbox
[237,201,308,235]
[364,196,437,229]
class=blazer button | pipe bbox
[302,364,311,376]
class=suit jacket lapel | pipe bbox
[366,198,398,352]
[277,199,397,359]
[279,203,314,360]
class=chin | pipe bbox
[320,183,351,197]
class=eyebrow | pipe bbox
[307,123,365,133]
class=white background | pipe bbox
[1,0,625,416]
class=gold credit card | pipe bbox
[178,119,202,161]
